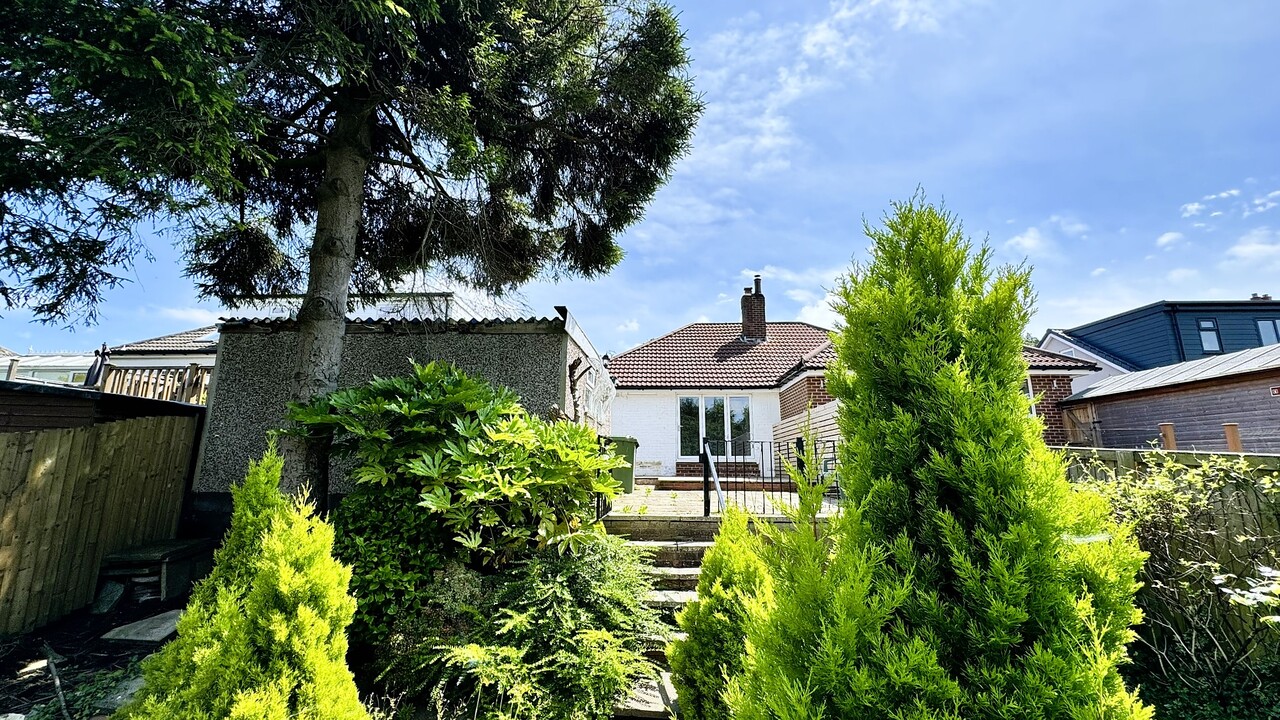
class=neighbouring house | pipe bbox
[606,276,834,478]
[0,345,15,357]
[192,307,611,527]
[1044,295,1280,375]
[104,326,221,403]
[1038,330,1137,393]
[769,343,1099,450]
[607,276,1100,477]
[1059,344,1280,452]
[2,352,95,385]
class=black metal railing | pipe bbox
[700,436,839,516]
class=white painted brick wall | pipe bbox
[611,389,782,476]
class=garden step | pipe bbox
[605,516,721,542]
[614,672,679,720]
[641,632,687,665]
[645,590,697,610]
[627,540,713,568]
[647,566,701,591]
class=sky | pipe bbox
[4,0,1280,356]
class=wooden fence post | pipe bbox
[1224,423,1243,452]
[1159,422,1177,451]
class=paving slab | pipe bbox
[101,609,182,643]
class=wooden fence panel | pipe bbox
[0,415,198,635]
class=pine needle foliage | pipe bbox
[669,505,773,720]
[726,194,1151,720]
[116,448,369,719]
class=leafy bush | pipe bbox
[726,196,1150,719]
[380,533,662,720]
[1076,451,1280,718]
[668,504,772,720]
[289,360,624,566]
[290,361,625,649]
[117,448,369,719]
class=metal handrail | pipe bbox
[701,438,726,516]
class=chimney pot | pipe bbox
[753,275,762,294]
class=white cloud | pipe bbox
[795,292,841,329]
[743,265,845,288]
[1210,211,1224,217]
[785,288,821,304]
[1181,202,1205,217]
[154,307,221,325]
[1005,227,1055,256]
[1166,268,1199,283]
[616,319,640,333]
[1202,188,1242,200]
[1049,215,1089,237]
[689,0,978,178]
[1090,267,1107,277]
[1155,231,1184,249]
[1224,227,1280,268]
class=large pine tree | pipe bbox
[727,195,1150,719]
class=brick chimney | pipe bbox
[741,275,766,342]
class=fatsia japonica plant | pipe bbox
[288,361,624,564]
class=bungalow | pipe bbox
[607,277,837,478]
[608,277,1100,477]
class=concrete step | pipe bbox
[606,516,722,542]
[647,566,701,591]
[642,632,687,665]
[614,672,679,720]
[627,540,714,568]
[646,590,697,611]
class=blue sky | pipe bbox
[4,0,1280,356]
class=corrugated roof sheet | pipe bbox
[219,316,565,330]
[607,322,833,389]
[0,345,16,357]
[1064,344,1280,402]
[112,326,219,354]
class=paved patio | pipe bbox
[610,481,840,517]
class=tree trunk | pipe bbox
[278,104,371,502]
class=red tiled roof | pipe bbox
[112,326,220,354]
[1022,345,1099,372]
[607,322,832,389]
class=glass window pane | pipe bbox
[679,397,700,456]
[704,397,726,456]
[1200,330,1221,353]
[1199,319,1216,330]
[1261,321,1279,346]
[729,397,751,453]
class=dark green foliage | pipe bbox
[669,505,772,720]
[380,534,661,720]
[289,361,624,566]
[727,195,1150,719]
[117,448,369,719]
[0,0,700,322]
[1077,453,1280,719]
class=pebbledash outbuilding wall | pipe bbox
[192,307,612,523]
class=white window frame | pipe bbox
[677,394,751,458]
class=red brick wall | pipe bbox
[675,461,760,477]
[1030,374,1075,445]
[779,375,835,420]
[741,291,766,340]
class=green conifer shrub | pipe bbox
[668,505,773,720]
[726,195,1150,719]
[116,449,369,720]
[379,533,662,720]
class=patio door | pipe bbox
[679,395,751,457]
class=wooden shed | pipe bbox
[1058,344,1280,452]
